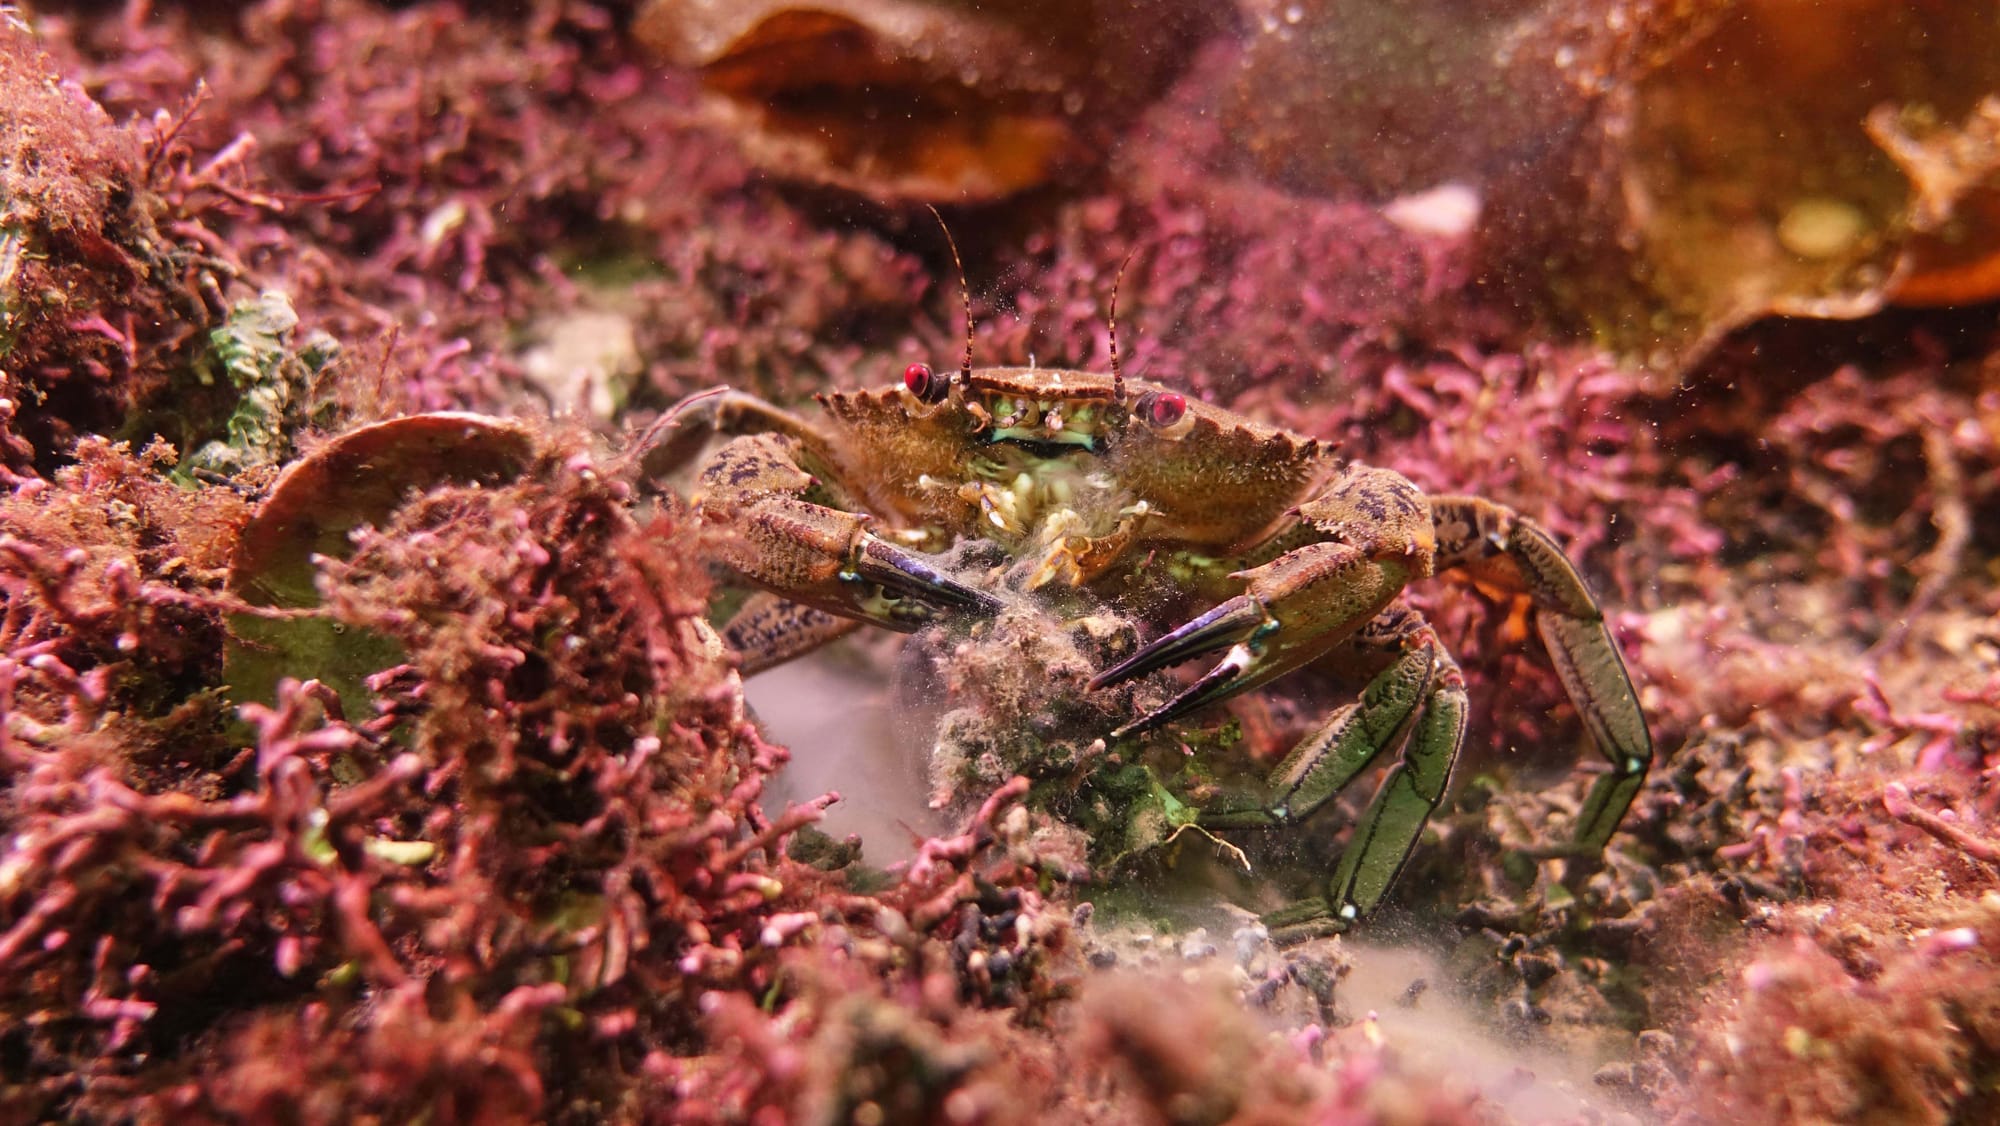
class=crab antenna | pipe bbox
[1108,249,1138,402]
[926,204,974,384]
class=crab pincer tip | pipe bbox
[1089,596,1263,691]
[855,537,1003,616]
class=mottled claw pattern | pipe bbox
[691,429,1002,632]
[653,362,1652,934]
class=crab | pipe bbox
[651,347,1652,934]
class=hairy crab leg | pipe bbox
[1202,609,1467,937]
[644,386,1001,672]
[1429,495,1653,853]
[635,387,850,487]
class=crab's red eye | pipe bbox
[1138,391,1187,428]
[903,362,947,403]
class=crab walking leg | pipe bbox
[637,388,851,485]
[1325,644,1466,926]
[1430,496,1653,852]
[721,593,864,676]
[696,432,1002,631]
[1202,611,1468,932]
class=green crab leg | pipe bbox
[1430,496,1653,853]
[1203,610,1467,934]
[721,593,863,677]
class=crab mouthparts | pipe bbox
[990,426,1096,451]
[988,399,1100,450]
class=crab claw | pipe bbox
[1092,538,1419,740]
[694,431,1004,633]
[847,535,1005,628]
[1090,595,1271,738]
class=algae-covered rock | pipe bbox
[0,15,152,465]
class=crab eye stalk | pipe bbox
[903,362,948,404]
[1136,390,1187,428]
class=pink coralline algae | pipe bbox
[0,424,1088,1121]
